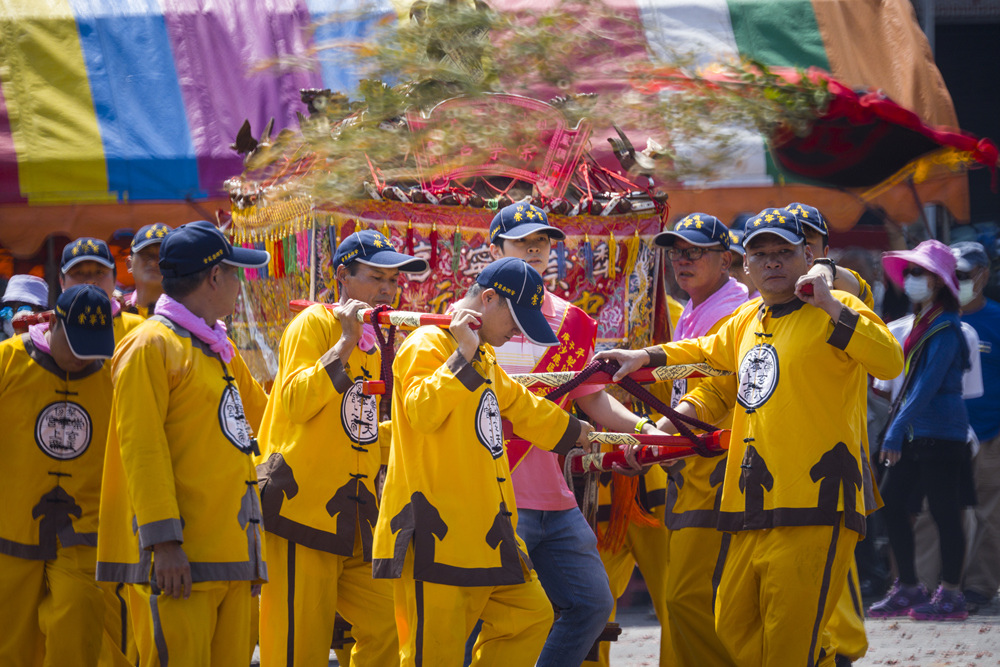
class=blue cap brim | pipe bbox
[61,321,115,360]
[355,251,429,272]
[506,300,558,347]
[654,230,723,248]
[131,237,166,253]
[497,223,566,241]
[62,255,115,271]
[222,246,271,269]
[743,229,804,246]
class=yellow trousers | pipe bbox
[665,528,736,667]
[715,521,858,667]
[587,520,674,667]
[258,532,397,666]
[0,546,105,667]
[130,580,253,667]
[98,581,139,667]
[823,558,867,662]
[393,547,552,666]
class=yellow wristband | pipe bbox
[634,417,651,434]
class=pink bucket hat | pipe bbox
[882,239,960,298]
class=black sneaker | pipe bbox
[963,589,995,613]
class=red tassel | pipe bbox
[598,474,660,553]
[406,221,415,256]
[429,222,439,269]
[276,238,285,278]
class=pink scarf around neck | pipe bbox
[155,294,234,363]
[675,277,749,340]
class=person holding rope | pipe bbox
[647,213,746,667]
[488,202,671,667]
[255,229,427,666]
[785,202,876,666]
[597,209,903,667]
[372,256,594,666]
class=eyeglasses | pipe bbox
[666,247,725,262]
[956,270,974,281]
[903,266,927,278]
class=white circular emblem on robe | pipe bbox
[737,344,779,409]
[219,384,254,453]
[35,401,92,460]
[341,379,379,445]
[475,389,504,459]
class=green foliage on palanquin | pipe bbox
[234,0,833,204]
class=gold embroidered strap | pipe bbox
[509,363,729,388]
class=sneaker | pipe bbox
[909,586,969,621]
[868,580,930,618]
[963,588,994,613]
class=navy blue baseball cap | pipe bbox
[476,257,556,347]
[654,213,730,249]
[131,223,173,252]
[743,208,805,247]
[782,203,828,238]
[727,229,746,256]
[334,230,428,272]
[489,203,565,243]
[61,238,115,272]
[158,221,270,278]
[951,241,990,272]
[54,284,115,359]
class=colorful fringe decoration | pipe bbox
[608,231,618,279]
[242,243,259,281]
[381,220,391,240]
[296,229,310,274]
[405,221,415,255]
[623,228,643,278]
[556,240,567,281]
[581,234,594,284]
[327,225,339,301]
[452,225,463,275]
[429,222,439,269]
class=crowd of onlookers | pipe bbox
[857,238,1000,619]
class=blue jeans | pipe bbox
[517,508,614,667]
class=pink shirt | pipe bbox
[494,292,599,511]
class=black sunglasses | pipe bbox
[956,270,974,281]
[903,266,927,278]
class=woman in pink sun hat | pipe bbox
[869,239,973,622]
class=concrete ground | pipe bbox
[254,599,1000,666]
[609,600,1000,667]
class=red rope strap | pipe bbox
[545,359,724,458]
[370,305,397,421]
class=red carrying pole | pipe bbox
[289,299,479,330]
[505,430,731,473]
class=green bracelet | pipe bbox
[634,417,651,434]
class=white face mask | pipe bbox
[904,275,933,304]
[959,279,977,306]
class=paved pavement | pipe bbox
[609,601,1000,666]
[254,599,1000,666]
